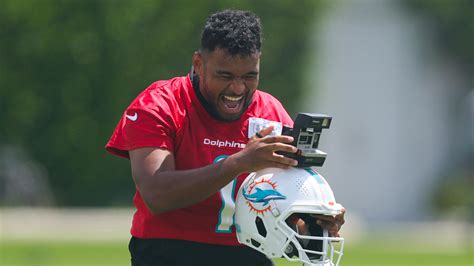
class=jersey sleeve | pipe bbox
[268,92,294,128]
[105,86,177,159]
[280,106,294,128]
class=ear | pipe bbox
[192,51,203,77]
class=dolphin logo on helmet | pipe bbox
[243,187,286,206]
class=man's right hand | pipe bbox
[227,126,299,172]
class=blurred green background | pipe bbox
[1,0,324,206]
[0,0,471,209]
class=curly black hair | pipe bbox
[200,9,262,56]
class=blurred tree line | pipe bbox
[2,0,471,207]
[0,0,324,206]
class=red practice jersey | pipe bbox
[106,75,293,246]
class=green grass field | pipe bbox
[1,240,472,266]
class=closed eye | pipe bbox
[219,74,233,80]
[215,71,234,80]
[243,73,258,81]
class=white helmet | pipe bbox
[235,167,344,266]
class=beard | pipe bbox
[195,76,255,122]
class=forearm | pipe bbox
[138,156,242,214]
[130,131,297,215]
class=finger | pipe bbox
[317,218,343,238]
[267,143,298,154]
[258,125,274,138]
[335,208,346,226]
[312,215,336,223]
[272,153,298,166]
[316,219,336,229]
[327,226,340,237]
[252,126,274,139]
[317,220,340,236]
[335,215,345,226]
[254,142,297,156]
[261,135,294,144]
[287,214,301,225]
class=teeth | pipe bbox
[223,95,243,101]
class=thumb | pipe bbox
[258,125,274,138]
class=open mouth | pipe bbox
[220,95,244,114]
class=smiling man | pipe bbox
[106,9,343,266]
[193,47,260,121]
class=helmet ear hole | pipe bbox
[284,241,299,258]
[250,238,261,248]
[255,216,267,237]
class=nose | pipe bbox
[229,78,246,94]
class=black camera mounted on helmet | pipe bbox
[279,113,332,168]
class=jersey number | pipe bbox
[214,155,237,233]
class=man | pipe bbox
[106,9,344,266]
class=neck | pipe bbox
[190,69,230,122]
